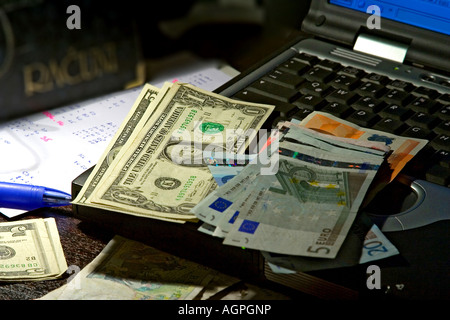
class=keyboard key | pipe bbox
[352,96,384,113]
[248,79,300,103]
[326,89,359,105]
[387,80,414,92]
[329,74,360,90]
[425,164,450,186]
[355,82,386,98]
[290,108,314,121]
[346,110,380,127]
[406,112,440,130]
[294,52,319,65]
[316,59,342,71]
[436,105,450,120]
[379,104,413,121]
[293,94,327,111]
[411,86,440,99]
[264,69,304,89]
[440,80,450,89]
[373,117,407,134]
[362,73,390,85]
[321,102,353,118]
[401,126,433,139]
[437,93,450,105]
[279,58,310,76]
[304,67,335,83]
[407,97,440,113]
[338,66,366,78]
[233,90,297,115]
[432,150,450,168]
[383,89,414,105]
[299,81,332,97]
[434,120,450,135]
[430,134,450,152]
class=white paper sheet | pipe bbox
[0,66,235,218]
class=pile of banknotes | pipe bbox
[0,218,67,281]
[73,82,427,262]
[193,111,427,259]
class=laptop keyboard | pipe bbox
[232,52,450,188]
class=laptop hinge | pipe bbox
[354,34,409,63]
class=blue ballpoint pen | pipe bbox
[0,181,72,211]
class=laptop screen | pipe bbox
[329,0,450,36]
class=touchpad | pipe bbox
[363,180,418,215]
[364,178,450,232]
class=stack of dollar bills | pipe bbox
[72,82,274,223]
[0,218,67,281]
[192,111,427,260]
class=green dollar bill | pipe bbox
[0,218,67,281]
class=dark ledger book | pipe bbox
[0,0,143,122]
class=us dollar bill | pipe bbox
[0,218,67,281]
[89,83,274,221]
[72,83,162,209]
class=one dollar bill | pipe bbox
[0,218,67,281]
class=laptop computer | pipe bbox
[215,0,450,233]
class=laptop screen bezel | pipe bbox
[301,0,450,73]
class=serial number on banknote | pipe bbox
[0,263,39,269]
